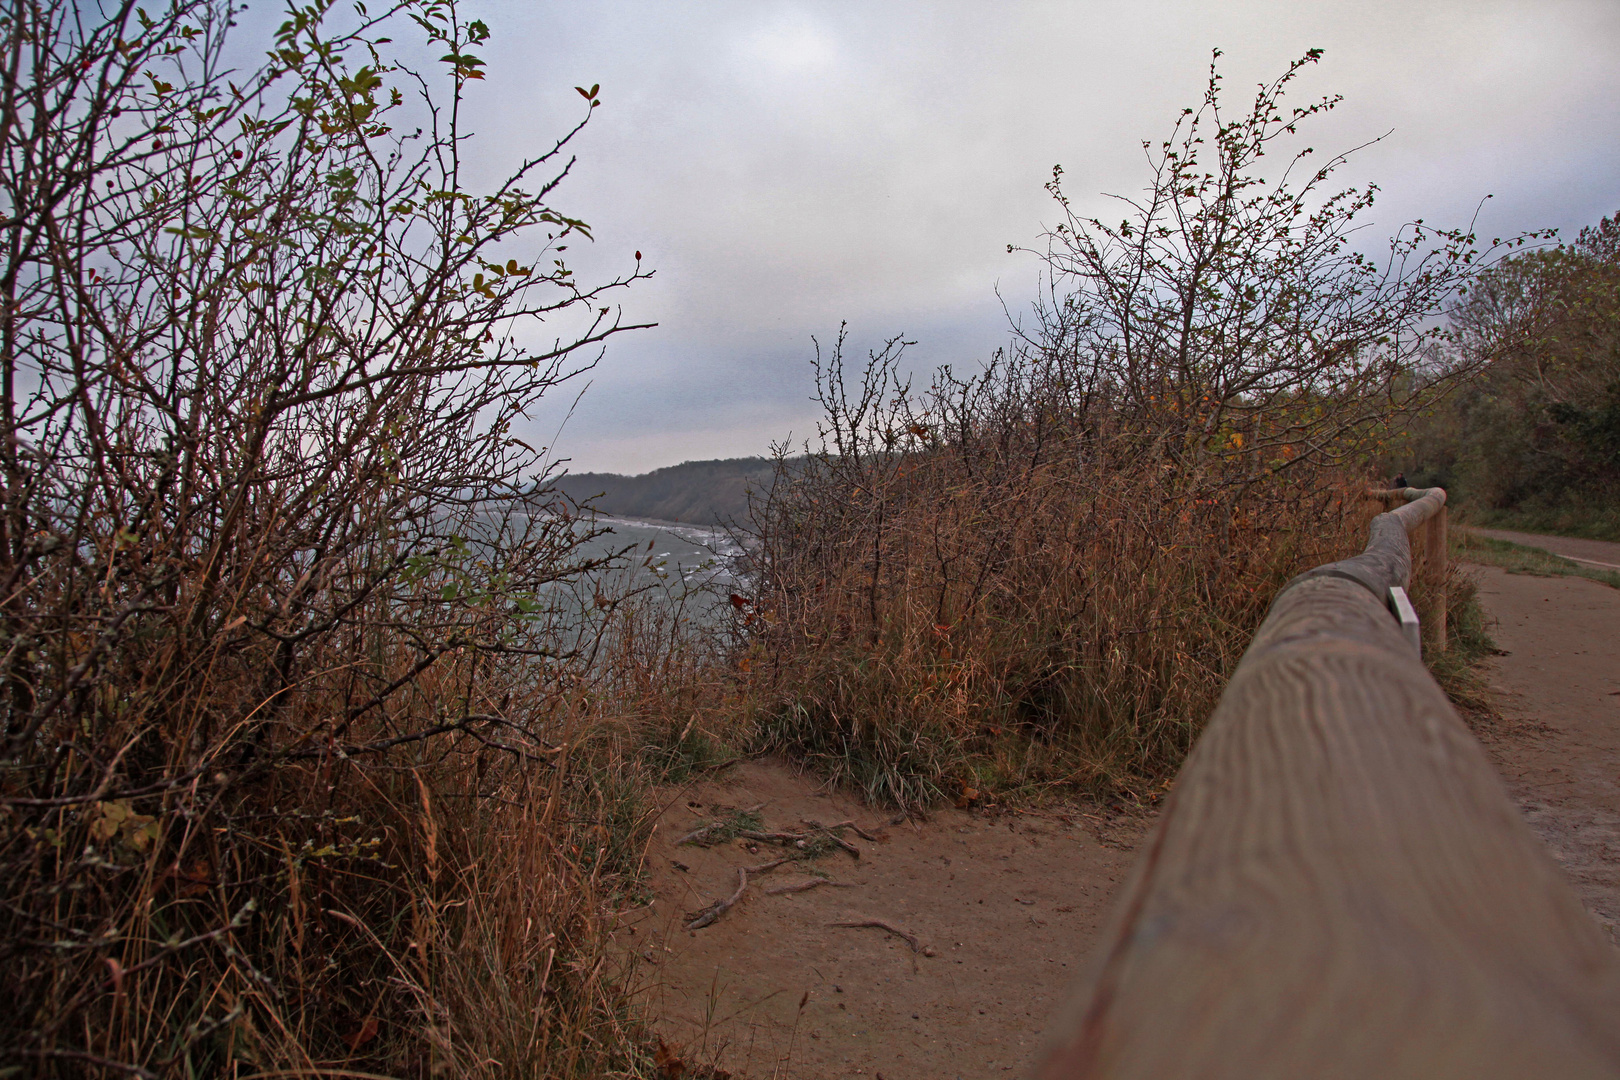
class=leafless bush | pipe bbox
[0,1,656,1074]
[1024,49,1535,477]
[742,52,1517,806]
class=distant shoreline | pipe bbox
[594,513,733,534]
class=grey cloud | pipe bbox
[277,1,1620,472]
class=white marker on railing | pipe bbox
[1387,586,1421,659]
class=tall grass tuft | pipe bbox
[740,334,1371,805]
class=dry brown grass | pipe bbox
[737,337,1376,807]
[2,618,680,1077]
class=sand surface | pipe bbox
[622,763,1145,1079]
[1468,559,1620,944]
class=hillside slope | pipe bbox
[553,456,778,524]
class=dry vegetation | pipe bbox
[742,334,1370,806]
[0,1,671,1075]
[0,11,1511,1077]
[738,49,1511,809]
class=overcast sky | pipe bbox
[403,1,1620,474]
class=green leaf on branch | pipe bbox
[440,52,485,80]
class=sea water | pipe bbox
[569,516,751,633]
[579,515,747,588]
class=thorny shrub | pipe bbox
[0,1,662,1076]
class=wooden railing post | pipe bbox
[1038,486,1620,1079]
[1427,499,1448,652]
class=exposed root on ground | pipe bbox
[686,868,748,930]
[765,879,856,896]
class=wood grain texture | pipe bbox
[1426,506,1448,650]
[1039,492,1620,1079]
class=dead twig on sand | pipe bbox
[686,868,748,930]
[738,827,860,858]
[746,857,792,875]
[676,807,770,848]
[832,918,932,971]
[766,879,856,896]
[803,818,885,843]
[682,859,790,931]
[737,829,809,844]
[829,919,920,951]
[737,826,860,857]
[797,820,862,857]
[674,822,724,847]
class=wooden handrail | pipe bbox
[1360,486,1449,650]
[1038,488,1620,1078]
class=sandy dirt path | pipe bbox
[1466,526,1620,570]
[1468,560,1620,945]
[623,762,1145,1079]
